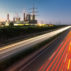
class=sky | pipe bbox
[0,0,71,24]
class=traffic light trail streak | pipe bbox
[0,26,70,61]
[39,31,71,71]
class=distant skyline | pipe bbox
[0,0,71,24]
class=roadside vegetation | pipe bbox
[0,25,65,46]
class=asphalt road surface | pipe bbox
[6,27,71,71]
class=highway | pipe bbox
[0,26,70,61]
[3,26,70,71]
[6,27,71,71]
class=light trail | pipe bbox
[54,33,71,71]
[62,41,71,71]
[46,32,71,71]
[0,26,70,61]
[67,59,70,70]
[38,39,65,71]
[38,31,70,71]
[55,40,69,71]
[38,31,71,71]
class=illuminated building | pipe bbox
[13,17,15,22]
[5,13,10,26]
[26,14,31,22]
[29,5,37,24]
[7,14,10,22]
[24,13,26,21]
[15,17,20,22]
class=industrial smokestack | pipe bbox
[24,13,26,21]
[7,13,10,22]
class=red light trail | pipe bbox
[39,31,71,71]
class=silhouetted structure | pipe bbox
[7,14,9,20]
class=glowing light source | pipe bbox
[67,59,70,70]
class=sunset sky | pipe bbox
[0,0,71,24]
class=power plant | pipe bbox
[5,7,38,26]
[0,1,38,26]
